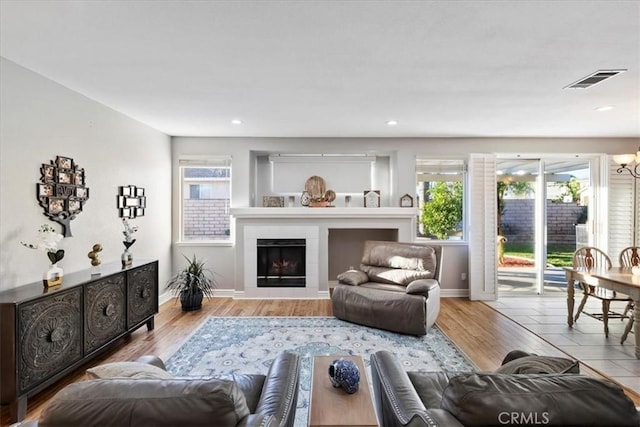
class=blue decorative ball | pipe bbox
[328,358,360,394]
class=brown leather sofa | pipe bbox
[31,351,300,427]
[332,240,441,335]
[370,350,640,427]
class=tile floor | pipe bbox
[485,295,639,392]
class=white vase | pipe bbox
[43,263,63,288]
[121,248,133,268]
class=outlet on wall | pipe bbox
[461,272,467,281]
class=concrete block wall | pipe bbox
[501,199,585,245]
[183,199,230,239]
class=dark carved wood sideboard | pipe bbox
[0,260,158,423]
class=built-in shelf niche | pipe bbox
[254,153,391,207]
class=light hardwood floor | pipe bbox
[3,297,639,425]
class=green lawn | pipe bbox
[504,243,575,267]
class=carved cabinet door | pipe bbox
[127,262,158,329]
[17,287,82,394]
[84,274,126,354]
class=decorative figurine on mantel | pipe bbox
[121,218,138,268]
[302,175,336,207]
[88,243,103,275]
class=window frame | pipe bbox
[177,157,232,246]
[415,157,468,243]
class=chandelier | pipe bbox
[613,146,640,179]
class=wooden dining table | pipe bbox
[564,266,640,358]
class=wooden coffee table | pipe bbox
[308,355,378,427]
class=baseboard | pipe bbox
[213,288,236,298]
[441,288,469,298]
[159,291,173,306]
[233,290,330,299]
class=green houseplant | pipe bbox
[167,254,216,311]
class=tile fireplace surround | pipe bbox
[231,208,417,298]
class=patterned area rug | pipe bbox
[165,316,476,427]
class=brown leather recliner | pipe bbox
[370,350,640,427]
[34,351,300,427]
[332,240,441,335]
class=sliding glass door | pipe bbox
[497,158,591,295]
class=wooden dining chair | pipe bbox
[572,247,632,338]
[619,246,639,344]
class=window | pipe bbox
[416,158,466,240]
[180,158,231,242]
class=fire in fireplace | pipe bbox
[257,238,306,287]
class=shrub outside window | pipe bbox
[416,159,466,241]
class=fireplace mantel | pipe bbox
[230,207,418,219]
[231,207,418,299]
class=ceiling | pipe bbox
[1,0,638,138]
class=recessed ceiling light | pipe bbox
[231,119,243,125]
[386,120,398,126]
[595,105,615,112]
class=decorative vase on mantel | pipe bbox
[121,240,135,268]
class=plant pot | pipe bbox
[180,290,203,311]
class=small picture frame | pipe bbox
[120,185,133,196]
[49,198,64,214]
[263,196,285,207]
[74,170,84,186]
[68,198,82,213]
[364,190,381,208]
[57,169,72,184]
[75,187,89,199]
[400,193,414,208]
[41,164,55,182]
[56,156,73,169]
[38,183,54,197]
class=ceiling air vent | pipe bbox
[564,69,627,89]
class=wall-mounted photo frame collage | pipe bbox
[117,185,146,218]
[36,155,90,237]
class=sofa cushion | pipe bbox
[86,361,175,379]
[494,355,579,375]
[441,373,639,427]
[337,270,369,286]
[39,378,251,427]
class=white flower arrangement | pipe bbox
[21,224,65,264]
[122,218,138,248]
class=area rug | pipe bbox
[165,316,475,426]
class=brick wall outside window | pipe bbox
[183,198,230,240]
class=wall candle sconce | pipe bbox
[613,146,640,179]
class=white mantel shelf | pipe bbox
[230,207,418,219]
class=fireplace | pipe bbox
[257,238,306,287]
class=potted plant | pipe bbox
[167,254,216,311]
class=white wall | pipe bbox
[0,58,172,292]
[172,136,639,295]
